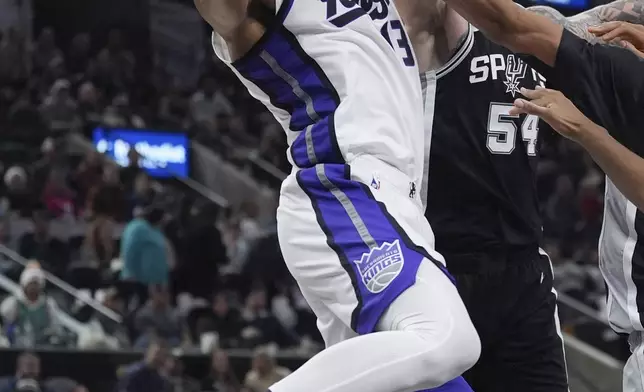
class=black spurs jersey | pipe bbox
[422,25,548,256]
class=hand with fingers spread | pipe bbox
[589,21,644,58]
[509,87,606,144]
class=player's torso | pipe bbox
[218,0,424,181]
[423,28,547,254]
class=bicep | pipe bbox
[509,10,564,66]
[446,0,562,65]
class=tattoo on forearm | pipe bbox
[529,0,644,43]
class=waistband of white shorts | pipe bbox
[348,155,422,207]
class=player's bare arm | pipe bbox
[440,0,564,66]
[529,0,644,43]
[194,0,274,60]
[511,87,644,211]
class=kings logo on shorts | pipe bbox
[354,239,405,293]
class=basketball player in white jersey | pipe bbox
[194,0,480,391]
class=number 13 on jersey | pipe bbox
[322,0,415,67]
[487,102,539,156]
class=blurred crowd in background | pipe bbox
[0,0,616,390]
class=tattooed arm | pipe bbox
[529,0,644,43]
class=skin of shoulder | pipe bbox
[529,0,644,43]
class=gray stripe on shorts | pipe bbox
[315,165,378,249]
[305,125,318,164]
[260,51,321,123]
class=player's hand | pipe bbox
[509,87,600,144]
[589,22,644,58]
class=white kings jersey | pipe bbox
[211,0,424,183]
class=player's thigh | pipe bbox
[624,336,644,392]
[466,255,568,392]
[297,284,358,348]
[278,163,456,336]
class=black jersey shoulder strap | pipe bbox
[436,24,475,79]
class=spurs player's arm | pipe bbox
[530,0,644,43]
[512,87,644,210]
[437,0,644,66]
[194,0,274,61]
[400,0,644,72]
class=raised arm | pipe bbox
[441,0,563,65]
[529,0,644,43]
[194,0,270,60]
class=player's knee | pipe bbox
[411,310,480,386]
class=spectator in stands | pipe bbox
[39,79,81,133]
[101,30,135,88]
[87,164,126,222]
[120,205,169,307]
[18,211,70,274]
[102,94,145,129]
[120,148,141,196]
[6,89,43,131]
[31,138,65,197]
[92,287,130,349]
[73,151,102,205]
[76,82,102,126]
[3,166,35,215]
[81,208,116,269]
[238,286,299,349]
[0,28,26,84]
[133,286,182,349]
[198,292,241,349]
[42,169,76,218]
[0,264,62,347]
[257,123,287,171]
[128,172,155,217]
[221,220,250,275]
[45,378,88,392]
[66,33,91,76]
[200,349,240,392]
[118,338,170,392]
[32,28,62,75]
[189,77,233,129]
[163,354,199,392]
[243,346,290,392]
[158,81,189,129]
[0,352,45,392]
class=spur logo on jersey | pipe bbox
[354,240,405,293]
[469,54,546,95]
[503,55,527,97]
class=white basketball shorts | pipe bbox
[277,155,454,343]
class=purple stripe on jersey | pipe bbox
[290,114,340,167]
[297,164,451,334]
[233,26,342,168]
